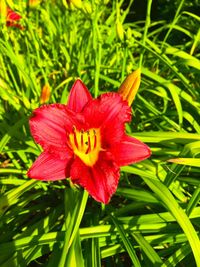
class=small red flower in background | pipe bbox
[7,7,21,21]
[28,79,151,204]
[0,3,23,29]
[6,7,23,29]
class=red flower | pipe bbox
[27,80,151,203]
[6,7,23,29]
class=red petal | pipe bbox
[81,93,132,147]
[101,116,125,148]
[67,79,93,112]
[109,135,151,166]
[7,8,21,21]
[70,152,120,204]
[82,93,131,129]
[27,151,72,181]
[30,104,84,155]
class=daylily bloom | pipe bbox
[28,80,151,203]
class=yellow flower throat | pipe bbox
[69,127,101,167]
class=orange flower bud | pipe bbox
[118,68,141,106]
[40,84,51,104]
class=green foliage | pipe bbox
[0,0,200,266]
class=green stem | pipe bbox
[139,0,153,68]
[58,189,88,267]
[161,0,185,50]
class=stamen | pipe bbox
[86,130,91,154]
[93,129,97,149]
[73,126,79,149]
[80,129,84,148]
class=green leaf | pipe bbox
[110,214,141,267]
[168,158,200,167]
[142,177,200,266]
[132,233,163,266]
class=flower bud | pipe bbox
[29,0,41,8]
[126,27,132,41]
[83,1,92,14]
[116,20,124,41]
[40,84,51,104]
[70,0,82,9]
[118,68,141,106]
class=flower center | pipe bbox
[69,127,101,167]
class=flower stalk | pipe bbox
[58,189,88,267]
